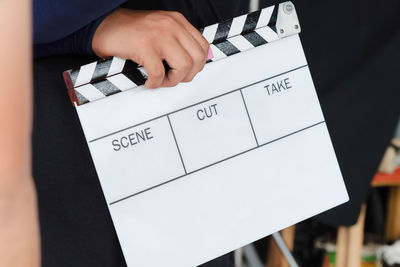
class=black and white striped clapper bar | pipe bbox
[63,1,301,106]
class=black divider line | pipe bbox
[109,173,187,205]
[239,89,259,146]
[109,120,325,206]
[89,64,308,143]
[167,115,187,175]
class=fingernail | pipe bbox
[207,47,214,60]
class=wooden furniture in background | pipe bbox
[335,205,366,267]
[266,225,296,267]
[372,168,400,241]
[335,168,400,267]
[266,167,400,267]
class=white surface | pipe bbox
[107,74,137,91]
[76,34,348,267]
[75,61,96,86]
[255,27,279,42]
[229,35,256,51]
[75,83,105,101]
[90,117,185,202]
[228,14,248,38]
[256,6,274,28]
[202,23,218,43]
[168,91,257,173]
[241,66,323,144]
[108,57,126,76]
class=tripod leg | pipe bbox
[271,232,299,267]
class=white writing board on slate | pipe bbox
[69,2,348,267]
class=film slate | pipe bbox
[63,2,348,267]
[64,2,299,106]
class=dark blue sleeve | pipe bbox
[33,0,126,57]
[33,14,107,58]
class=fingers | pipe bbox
[174,28,207,82]
[169,12,210,56]
[164,12,209,83]
[161,37,192,87]
[143,34,193,88]
[129,11,211,88]
[169,12,209,82]
[142,49,165,89]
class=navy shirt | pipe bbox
[33,0,126,57]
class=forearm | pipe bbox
[0,0,40,266]
[33,0,126,58]
[34,13,107,58]
[0,177,40,267]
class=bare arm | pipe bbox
[0,0,40,266]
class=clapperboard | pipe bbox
[64,2,348,266]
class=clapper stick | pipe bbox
[64,1,301,106]
[64,5,279,88]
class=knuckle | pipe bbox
[199,63,206,72]
[193,50,205,65]
[145,82,155,89]
[183,76,194,83]
[164,76,179,87]
[203,39,210,48]
[144,79,155,88]
[167,73,182,86]
[147,80,161,89]
[180,56,193,70]
[168,81,179,87]
[169,11,184,20]
[168,74,180,83]
[159,15,176,27]
[136,35,152,46]
[151,69,165,80]
[151,24,165,35]
[204,43,210,57]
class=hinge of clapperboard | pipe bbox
[63,1,301,107]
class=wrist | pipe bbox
[92,8,126,58]
[85,11,112,57]
[92,8,142,59]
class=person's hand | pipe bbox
[92,8,209,89]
